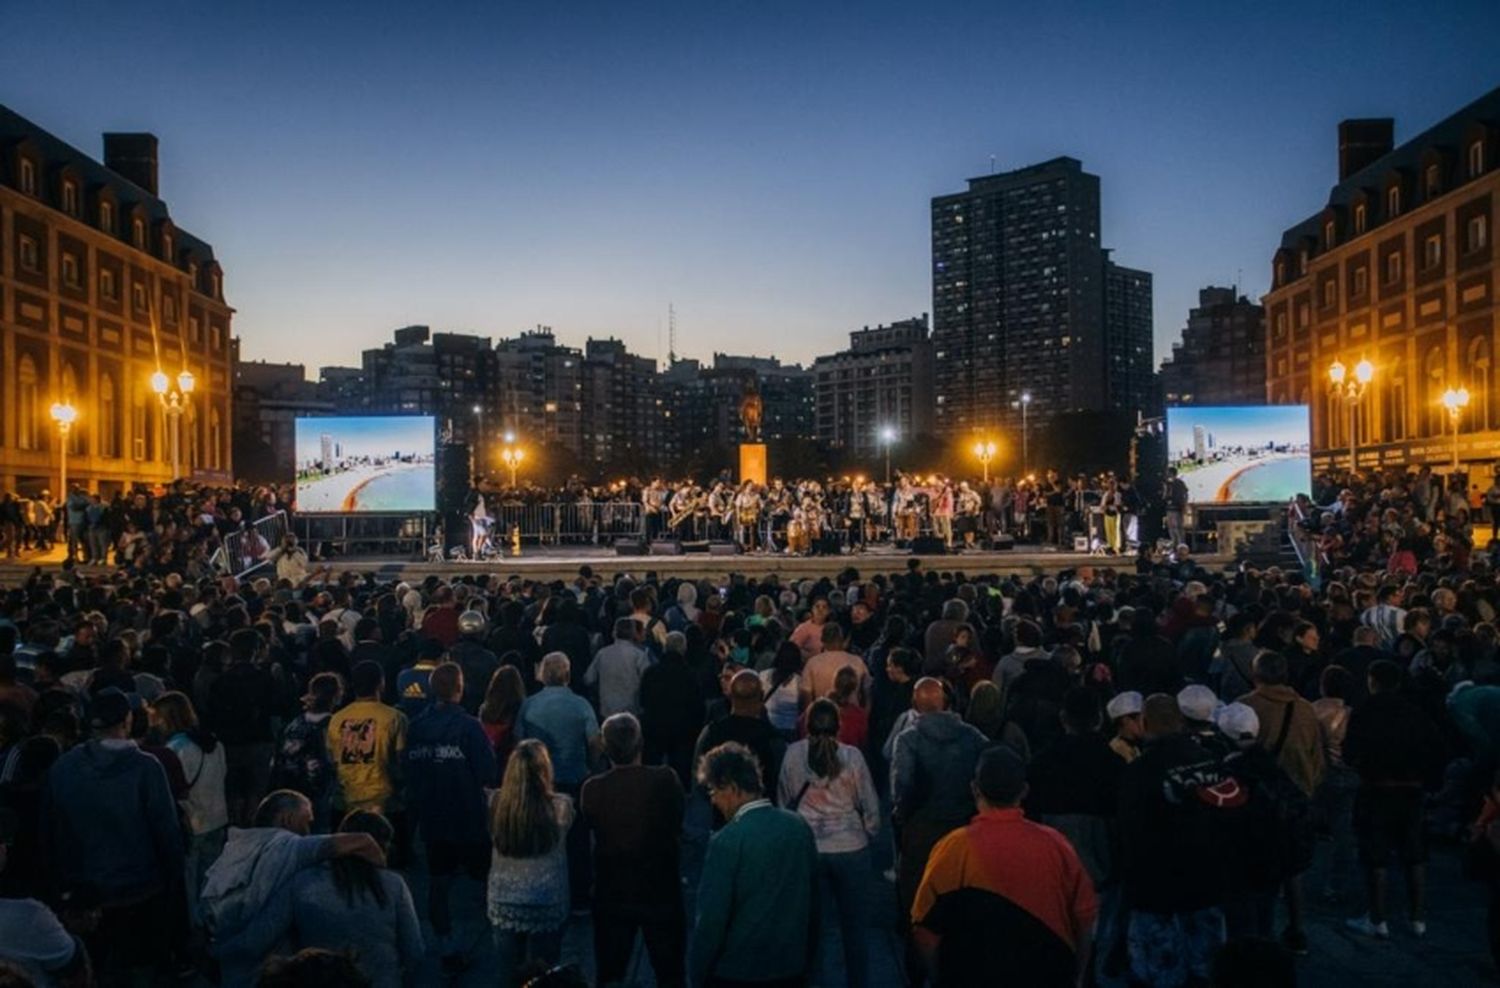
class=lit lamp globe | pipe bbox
[178,369,196,394]
[150,369,171,395]
[1328,360,1346,386]
[1354,359,1374,385]
[49,402,77,426]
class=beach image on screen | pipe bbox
[1165,405,1311,504]
[294,416,436,513]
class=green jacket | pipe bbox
[690,799,818,985]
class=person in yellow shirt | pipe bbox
[328,660,408,817]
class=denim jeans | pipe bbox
[818,847,872,988]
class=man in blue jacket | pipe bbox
[404,661,498,970]
[691,741,818,987]
[41,687,185,983]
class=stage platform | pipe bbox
[0,545,1234,583]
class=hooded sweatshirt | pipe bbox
[890,710,990,829]
[41,739,184,906]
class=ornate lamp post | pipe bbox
[1327,358,1373,470]
[1441,387,1470,470]
[1011,392,1032,476]
[879,426,896,484]
[972,439,997,483]
[49,402,77,497]
[471,404,485,476]
[501,443,525,488]
[150,367,195,481]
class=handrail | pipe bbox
[1285,499,1319,586]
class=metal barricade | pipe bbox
[489,502,642,545]
[210,510,289,578]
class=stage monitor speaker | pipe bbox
[613,538,647,557]
[707,541,741,556]
[649,539,684,556]
[910,535,947,555]
[990,533,1016,552]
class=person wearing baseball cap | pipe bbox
[41,687,184,982]
[1105,690,1145,763]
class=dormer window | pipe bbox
[211,271,222,300]
[1298,249,1309,274]
[99,200,115,235]
[1424,163,1441,199]
[132,217,145,249]
[1275,261,1286,285]
[162,233,172,261]
[61,181,78,217]
[1387,186,1401,218]
[1473,140,1487,179]
[18,158,35,195]
[1353,203,1367,235]
[1324,220,1336,249]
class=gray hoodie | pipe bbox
[890,710,989,829]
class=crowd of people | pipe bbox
[1,466,1500,986]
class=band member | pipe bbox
[734,480,762,552]
[931,480,955,549]
[668,482,699,540]
[767,479,793,552]
[469,485,493,558]
[846,480,866,551]
[866,482,889,543]
[956,481,983,548]
[893,476,920,544]
[707,481,733,542]
[643,478,668,540]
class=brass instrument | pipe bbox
[668,494,704,529]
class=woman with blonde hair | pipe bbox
[487,739,574,983]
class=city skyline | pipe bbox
[5,2,1498,376]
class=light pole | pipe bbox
[151,367,196,481]
[1327,358,1374,471]
[1012,392,1032,476]
[501,444,525,488]
[50,402,77,497]
[1442,387,1470,470]
[972,440,997,483]
[879,426,896,484]
[471,404,485,477]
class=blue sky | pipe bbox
[1167,405,1310,456]
[294,415,434,461]
[5,1,1498,374]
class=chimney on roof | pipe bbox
[103,132,160,196]
[1337,118,1394,182]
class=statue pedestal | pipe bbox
[739,443,767,486]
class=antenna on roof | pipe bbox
[668,303,678,365]
[989,155,997,174]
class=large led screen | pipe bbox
[294,416,436,513]
[1165,405,1311,504]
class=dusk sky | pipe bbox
[6,2,1499,375]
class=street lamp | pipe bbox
[1011,392,1032,476]
[50,402,77,498]
[1441,387,1470,469]
[150,366,195,480]
[501,444,525,488]
[1327,358,1374,471]
[972,439,997,483]
[879,426,896,484]
[471,404,485,477]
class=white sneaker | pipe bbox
[1411,920,1427,938]
[1344,915,1390,939]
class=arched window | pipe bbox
[1425,345,1447,438]
[60,364,83,456]
[1386,357,1407,442]
[208,407,222,471]
[1470,337,1493,432]
[99,373,118,458]
[16,356,39,451]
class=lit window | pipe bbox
[1472,140,1486,179]
[1425,163,1441,198]
[132,217,145,249]
[1324,220,1335,248]
[99,200,115,234]
[1353,204,1367,234]
[1387,186,1400,217]
[18,158,35,195]
[62,181,78,216]
[1469,215,1490,254]
[1424,234,1443,271]
[18,235,39,272]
